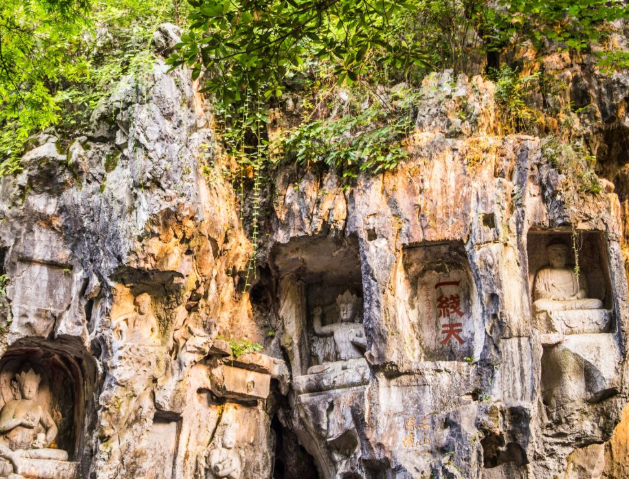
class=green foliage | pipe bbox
[0,0,89,172]
[542,137,602,196]
[170,0,431,103]
[596,50,629,75]
[414,0,490,73]
[492,66,541,133]
[0,0,183,177]
[104,151,121,173]
[0,274,9,308]
[219,336,264,358]
[279,89,417,180]
[174,0,629,104]
[486,0,629,53]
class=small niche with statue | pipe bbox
[273,235,369,393]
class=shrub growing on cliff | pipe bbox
[492,66,541,133]
[278,87,418,179]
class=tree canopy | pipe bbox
[0,0,89,172]
[171,0,629,102]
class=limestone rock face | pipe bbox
[1,26,629,479]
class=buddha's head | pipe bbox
[16,368,41,400]
[222,425,237,449]
[547,240,569,269]
[336,290,359,323]
[135,293,151,315]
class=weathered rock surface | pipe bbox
[0,25,628,479]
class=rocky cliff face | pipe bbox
[0,25,628,479]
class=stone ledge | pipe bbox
[294,361,370,394]
[20,459,78,479]
[209,363,271,400]
[229,352,275,374]
[536,309,612,335]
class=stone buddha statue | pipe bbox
[533,239,611,343]
[533,240,603,313]
[113,292,161,346]
[203,426,242,479]
[311,290,367,363]
[531,241,617,410]
[0,368,68,478]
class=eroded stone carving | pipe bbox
[113,293,161,346]
[199,425,242,479]
[175,323,213,372]
[311,291,366,364]
[0,368,68,479]
[531,239,620,409]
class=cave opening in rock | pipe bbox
[481,431,527,469]
[0,247,6,273]
[249,265,280,348]
[271,414,319,479]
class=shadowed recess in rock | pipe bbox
[271,415,319,479]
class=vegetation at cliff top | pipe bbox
[0,0,628,178]
[172,0,628,179]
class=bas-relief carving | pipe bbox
[198,426,242,479]
[112,293,161,346]
[0,368,69,479]
[174,322,213,373]
[532,239,619,408]
[308,291,366,375]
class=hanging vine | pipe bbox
[572,229,583,287]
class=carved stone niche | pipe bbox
[526,230,620,409]
[133,411,182,479]
[272,236,369,394]
[403,242,480,361]
[0,340,95,479]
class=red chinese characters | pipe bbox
[440,322,464,345]
[437,294,465,319]
[435,281,465,345]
